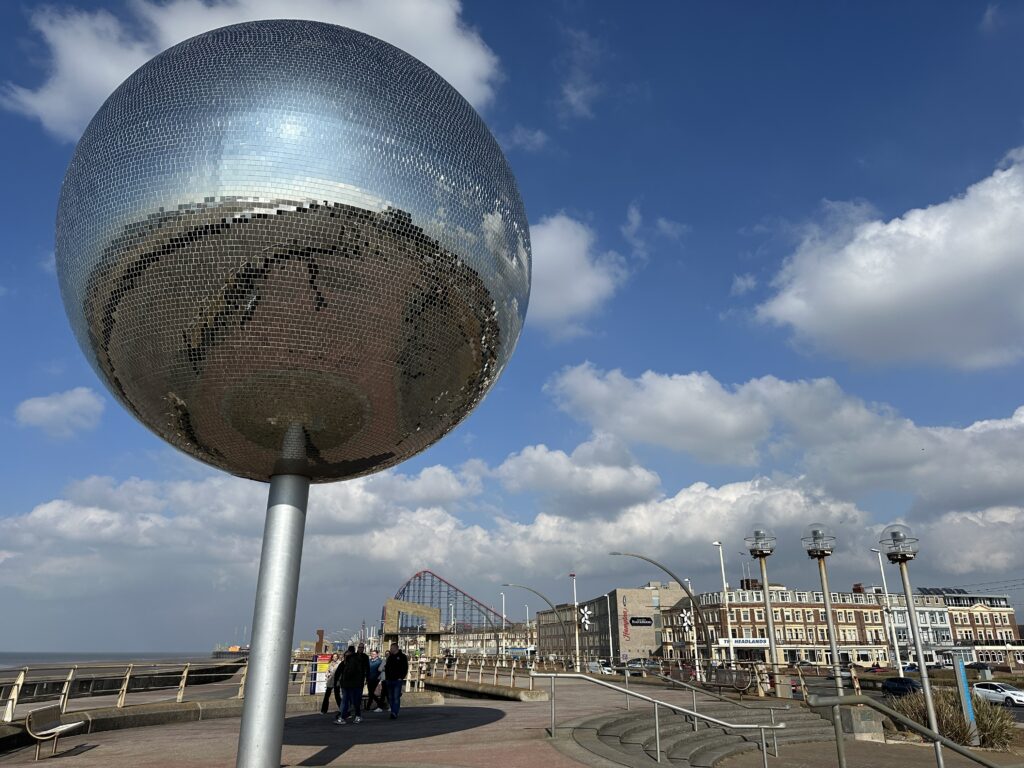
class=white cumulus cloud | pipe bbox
[3,0,501,142]
[758,150,1024,369]
[14,387,104,438]
[528,213,628,339]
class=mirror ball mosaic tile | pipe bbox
[55,20,531,482]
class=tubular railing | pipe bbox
[807,693,1024,768]
[1,658,248,721]
[533,671,784,768]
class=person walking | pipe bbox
[365,648,386,712]
[320,653,341,714]
[383,643,409,720]
[335,646,369,724]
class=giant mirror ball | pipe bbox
[56,20,531,482]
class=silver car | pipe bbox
[972,682,1024,707]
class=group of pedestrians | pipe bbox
[320,642,409,723]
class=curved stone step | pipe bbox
[687,738,759,768]
[572,727,659,768]
[665,728,740,761]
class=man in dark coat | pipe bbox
[335,646,369,724]
[383,643,409,719]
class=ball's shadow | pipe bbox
[283,705,505,766]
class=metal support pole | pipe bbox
[758,557,778,676]
[117,664,133,708]
[817,557,846,768]
[624,666,630,710]
[59,667,76,713]
[236,473,310,768]
[654,702,661,763]
[715,544,735,666]
[176,663,190,704]
[605,593,614,663]
[571,574,582,672]
[899,562,944,768]
[550,676,556,736]
[874,549,904,676]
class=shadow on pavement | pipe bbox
[285,706,505,766]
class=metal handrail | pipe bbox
[807,694,1024,768]
[651,672,790,712]
[533,671,784,768]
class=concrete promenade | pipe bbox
[2,678,1022,767]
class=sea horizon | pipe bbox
[0,650,216,671]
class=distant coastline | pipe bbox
[0,651,214,671]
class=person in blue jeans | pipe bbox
[335,646,368,724]
[383,643,409,719]
[365,648,386,712]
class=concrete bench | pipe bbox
[24,705,84,760]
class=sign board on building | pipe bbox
[717,638,769,647]
[629,617,654,627]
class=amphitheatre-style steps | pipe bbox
[558,689,836,768]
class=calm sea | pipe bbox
[0,651,214,671]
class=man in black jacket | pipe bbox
[335,646,369,724]
[383,643,409,719]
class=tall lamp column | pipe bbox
[870,547,904,677]
[803,524,846,768]
[570,573,582,670]
[746,525,779,676]
[712,542,735,666]
[881,525,944,768]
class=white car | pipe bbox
[972,682,1024,707]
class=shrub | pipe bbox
[888,687,1015,750]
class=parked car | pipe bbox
[881,677,923,698]
[965,662,991,671]
[972,682,1024,707]
[902,663,919,672]
[866,665,888,674]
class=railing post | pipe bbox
[770,708,778,756]
[298,657,309,695]
[692,688,698,731]
[654,702,662,763]
[117,664,133,708]
[59,666,77,713]
[760,727,769,768]
[510,662,516,688]
[237,663,248,699]
[625,668,631,710]
[2,668,27,722]
[550,676,556,737]
[493,662,498,685]
[176,663,190,704]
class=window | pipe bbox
[741,609,750,622]
[773,609,781,622]
[784,610,792,622]
[819,610,827,623]
[983,614,991,625]
[755,609,764,622]
[793,609,802,622]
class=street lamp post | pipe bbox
[609,551,716,681]
[500,591,506,661]
[604,593,615,664]
[712,541,735,666]
[870,547,904,677]
[803,523,846,768]
[881,524,944,768]
[449,602,455,656]
[503,583,574,664]
[570,573,582,671]
[745,525,779,676]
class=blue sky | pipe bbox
[3,0,1024,652]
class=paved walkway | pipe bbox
[3,679,1022,768]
